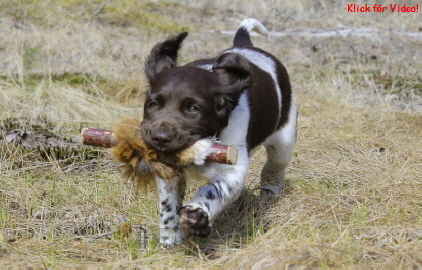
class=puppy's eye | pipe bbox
[148,101,159,109]
[187,105,200,113]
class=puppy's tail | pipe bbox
[233,18,269,48]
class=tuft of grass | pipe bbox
[3,73,147,106]
[0,78,141,132]
[22,43,41,73]
[0,0,190,33]
[101,3,191,33]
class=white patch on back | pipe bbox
[222,48,282,111]
[218,92,250,147]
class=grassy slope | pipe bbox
[0,0,421,268]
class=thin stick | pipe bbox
[81,128,238,165]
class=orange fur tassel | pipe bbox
[111,118,177,187]
[81,118,237,190]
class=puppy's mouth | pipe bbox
[140,124,201,154]
[147,136,200,154]
[147,140,190,153]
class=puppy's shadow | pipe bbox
[189,179,293,259]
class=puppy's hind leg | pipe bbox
[260,115,296,195]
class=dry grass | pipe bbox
[1,0,421,268]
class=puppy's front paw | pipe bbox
[178,205,211,238]
[158,227,184,248]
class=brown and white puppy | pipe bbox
[140,18,296,247]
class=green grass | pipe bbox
[0,0,190,33]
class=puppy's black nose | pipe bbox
[151,131,172,150]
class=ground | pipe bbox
[0,0,421,268]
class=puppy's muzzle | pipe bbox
[141,121,194,153]
[150,130,172,150]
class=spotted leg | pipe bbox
[260,107,296,195]
[156,175,186,247]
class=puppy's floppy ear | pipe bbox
[212,53,252,123]
[145,32,188,83]
[213,53,252,93]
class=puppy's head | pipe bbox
[141,32,252,153]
